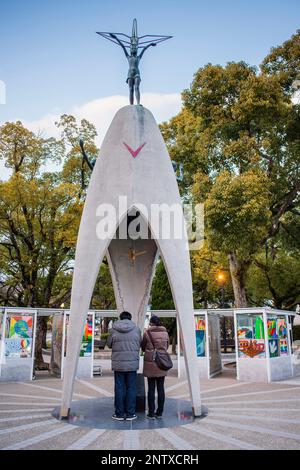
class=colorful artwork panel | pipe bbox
[277,318,287,338]
[4,337,32,358]
[80,315,93,357]
[254,316,264,339]
[4,314,34,358]
[195,317,205,331]
[267,319,278,339]
[80,340,92,357]
[238,339,265,358]
[237,327,253,339]
[8,316,33,339]
[83,315,93,341]
[269,338,279,358]
[195,329,205,357]
[279,338,288,356]
[65,314,93,358]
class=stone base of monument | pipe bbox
[53,397,208,430]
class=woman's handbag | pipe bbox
[147,330,173,371]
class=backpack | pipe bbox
[146,329,173,371]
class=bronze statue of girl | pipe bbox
[109,32,156,105]
[97,19,172,105]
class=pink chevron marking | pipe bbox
[123,142,146,158]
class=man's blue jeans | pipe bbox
[114,371,137,417]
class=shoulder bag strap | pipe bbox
[146,329,156,351]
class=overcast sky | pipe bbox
[1,0,300,149]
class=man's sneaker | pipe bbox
[112,414,125,421]
[155,414,163,419]
[126,414,137,421]
[146,414,156,420]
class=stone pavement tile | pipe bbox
[139,429,176,451]
[201,381,250,394]
[66,429,106,450]
[154,427,195,450]
[208,400,300,409]
[208,408,300,420]
[197,418,300,450]
[0,400,56,409]
[78,376,114,393]
[165,384,189,398]
[24,426,87,450]
[201,378,238,390]
[74,378,113,397]
[205,400,300,410]
[0,413,52,429]
[28,380,92,399]
[171,424,243,450]
[73,384,101,398]
[277,377,300,386]
[0,378,103,400]
[1,373,300,450]
[123,429,140,450]
[163,377,183,390]
[207,413,300,434]
[6,383,66,399]
[0,391,61,403]
[85,429,123,450]
[0,420,60,449]
[202,386,300,402]
[203,383,271,398]
[204,390,300,404]
[205,376,235,384]
[0,414,52,431]
[0,408,53,416]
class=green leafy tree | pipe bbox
[261,30,300,93]
[204,169,271,306]
[192,244,233,308]
[246,209,300,309]
[247,249,300,309]
[0,117,117,366]
[56,114,98,193]
[150,260,174,310]
[0,121,82,366]
[161,39,300,307]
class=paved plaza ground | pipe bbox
[0,367,300,450]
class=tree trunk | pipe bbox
[228,252,249,308]
[102,318,110,334]
[34,317,49,370]
[42,324,47,349]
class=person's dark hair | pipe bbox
[120,311,132,321]
[150,315,162,326]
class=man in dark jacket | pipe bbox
[107,311,141,421]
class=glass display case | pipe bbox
[193,311,222,379]
[234,309,293,383]
[237,313,265,359]
[0,309,37,381]
[267,315,289,358]
[195,315,206,357]
[62,311,94,379]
